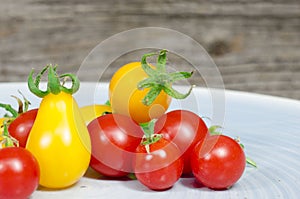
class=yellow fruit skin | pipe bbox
[80,104,112,125]
[109,62,171,124]
[26,92,91,188]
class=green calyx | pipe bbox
[28,64,80,98]
[0,103,18,119]
[0,91,31,120]
[140,120,162,153]
[0,122,19,148]
[138,49,194,106]
[208,125,223,136]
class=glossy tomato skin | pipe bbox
[88,114,144,177]
[109,62,171,124]
[26,92,91,188]
[154,110,208,174]
[134,138,184,190]
[0,147,40,199]
[80,104,112,125]
[8,109,38,148]
[191,135,246,189]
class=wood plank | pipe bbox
[0,0,299,100]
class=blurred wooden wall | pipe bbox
[0,0,299,100]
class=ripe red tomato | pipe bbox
[134,138,183,190]
[87,114,144,177]
[0,147,40,199]
[8,109,38,148]
[191,135,246,189]
[154,110,208,174]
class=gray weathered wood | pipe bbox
[0,0,299,100]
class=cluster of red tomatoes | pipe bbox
[0,99,39,199]
[87,50,248,191]
[87,110,247,191]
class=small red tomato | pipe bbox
[88,114,144,177]
[191,135,246,189]
[155,110,208,174]
[0,147,40,199]
[8,109,38,147]
[134,138,183,190]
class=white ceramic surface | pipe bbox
[0,82,299,199]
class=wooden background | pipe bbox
[0,0,299,100]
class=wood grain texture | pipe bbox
[0,0,299,100]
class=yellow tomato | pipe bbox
[80,104,112,125]
[0,118,4,148]
[0,118,12,148]
[109,62,171,124]
[26,92,91,188]
[26,65,91,189]
[0,118,5,147]
[0,118,5,131]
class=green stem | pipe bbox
[140,121,155,139]
[246,157,257,168]
[141,52,159,77]
[59,73,80,95]
[18,90,31,112]
[28,64,80,98]
[156,49,167,72]
[0,92,32,122]
[208,125,223,135]
[0,103,18,118]
[28,69,49,98]
[140,120,162,147]
[138,49,194,106]
[48,64,61,95]
[169,71,194,82]
[141,86,163,106]
[163,84,194,99]
[234,136,257,168]
[35,65,49,88]
[1,122,19,148]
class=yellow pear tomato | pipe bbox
[109,50,194,124]
[26,65,91,188]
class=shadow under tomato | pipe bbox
[84,167,134,181]
[37,182,78,191]
[180,177,205,189]
[180,177,231,191]
[122,180,175,193]
[181,172,194,178]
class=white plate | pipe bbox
[1,82,300,199]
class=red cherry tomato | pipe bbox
[87,114,144,177]
[154,110,208,174]
[134,138,183,190]
[8,109,38,147]
[0,147,40,199]
[191,135,246,189]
